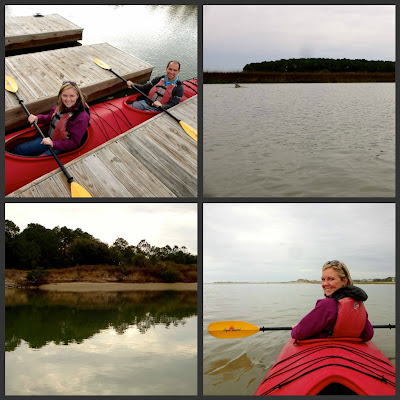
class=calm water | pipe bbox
[6,288,197,395]
[5,5,197,80]
[203,283,395,395]
[204,83,394,197]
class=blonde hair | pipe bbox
[322,260,353,286]
[57,82,86,113]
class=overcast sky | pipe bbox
[204,203,395,283]
[204,5,395,71]
[5,203,197,255]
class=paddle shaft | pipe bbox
[259,324,395,331]
[108,68,183,124]
[14,92,74,183]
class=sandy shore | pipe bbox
[39,282,197,292]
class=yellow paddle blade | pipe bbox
[179,121,197,141]
[5,75,18,93]
[70,181,92,198]
[208,321,259,339]
[93,58,111,70]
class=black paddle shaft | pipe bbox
[15,92,74,183]
[108,69,181,124]
[373,324,396,329]
[259,324,395,332]
[260,327,292,331]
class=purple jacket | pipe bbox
[37,105,90,152]
[291,286,374,341]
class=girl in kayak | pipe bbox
[11,81,90,156]
[291,260,373,341]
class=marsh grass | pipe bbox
[204,71,395,84]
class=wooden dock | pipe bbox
[5,14,83,52]
[5,42,153,131]
[7,96,198,198]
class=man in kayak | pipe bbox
[291,260,373,341]
[11,81,90,156]
[126,61,184,111]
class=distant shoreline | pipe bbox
[204,71,394,84]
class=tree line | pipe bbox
[243,58,395,73]
[5,220,197,270]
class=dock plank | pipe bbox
[142,123,197,174]
[6,55,53,98]
[69,154,134,197]
[7,96,197,198]
[5,43,153,131]
[5,14,83,51]
[95,145,175,197]
[121,131,196,194]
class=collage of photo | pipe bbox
[3,3,396,398]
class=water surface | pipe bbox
[6,288,197,395]
[203,283,395,395]
[204,83,394,197]
[5,5,197,80]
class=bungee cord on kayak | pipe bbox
[89,102,134,141]
[259,362,395,395]
[271,342,395,369]
[183,81,197,93]
[265,350,396,382]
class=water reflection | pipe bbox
[5,5,198,80]
[6,288,197,351]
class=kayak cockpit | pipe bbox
[317,383,358,395]
[5,128,89,158]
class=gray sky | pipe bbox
[204,5,395,71]
[204,203,395,283]
[5,203,197,255]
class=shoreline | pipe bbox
[204,71,395,84]
[38,282,197,292]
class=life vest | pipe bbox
[330,297,367,338]
[147,78,177,105]
[47,108,73,141]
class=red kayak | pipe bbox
[254,337,395,395]
[5,78,197,195]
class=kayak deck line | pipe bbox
[5,14,83,52]
[6,94,197,198]
[5,42,153,131]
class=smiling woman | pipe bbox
[291,260,373,341]
[10,81,89,157]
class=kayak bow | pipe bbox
[254,337,395,395]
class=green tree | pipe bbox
[67,237,114,266]
[19,223,60,269]
[12,236,42,270]
[5,220,20,269]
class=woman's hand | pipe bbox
[291,324,298,329]
[41,138,53,147]
[28,114,38,125]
